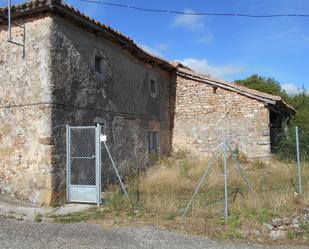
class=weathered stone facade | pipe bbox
[173,72,275,159]
[0,15,54,203]
[49,15,173,199]
[0,9,173,204]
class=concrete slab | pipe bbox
[50,203,93,216]
[0,194,93,221]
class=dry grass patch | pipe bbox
[136,154,308,219]
[119,152,309,242]
[53,151,309,243]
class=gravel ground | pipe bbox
[0,218,307,249]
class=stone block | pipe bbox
[270,230,286,240]
[262,222,274,231]
[0,148,14,157]
[0,124,12,135]
[38,137,54,145]
[38,190,53,205]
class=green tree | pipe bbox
[236,74,291,103]
[289,92,309,160]
[236,75,309,161]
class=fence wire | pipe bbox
[100,126,150,187]
[97,125,309,220]
[182,126,309,219]
[272,126,309,162]
[70,127,96,186]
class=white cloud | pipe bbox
[281,83,301,96]
[196,32,213,45]
[138,43,169,57]
[171,9,204,31]
[179,58,244,78]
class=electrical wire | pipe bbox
[78,0,309,18]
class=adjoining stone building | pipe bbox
[172,62,295,159]
[0,0,294,205]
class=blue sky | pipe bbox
[7,0,309,94]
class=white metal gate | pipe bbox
[66,124,101,205]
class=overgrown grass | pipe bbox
[103,152,308,240]
[134,153,309,220]
[52,151,309,242]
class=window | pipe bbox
[213,87,217,94]
[148,132,159,153]
[149,77,158,97]
[95,56,102,73]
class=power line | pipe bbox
[78,0,309,18]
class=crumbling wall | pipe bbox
[173,75,271,159]
[0,14,55,203]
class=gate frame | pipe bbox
[66,124,102,205]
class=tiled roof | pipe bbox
[0,0,174,71]
[173,62,295,114]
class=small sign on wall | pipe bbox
[100,134,107,142]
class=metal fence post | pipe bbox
[66,124,70,203]
[224,135,228,220]
[296,126,302,196]
[96,124,102,206]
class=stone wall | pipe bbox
[0,14,55,203]
[49,16,172,198]
[172,75,271,159]
[0,13,173,204]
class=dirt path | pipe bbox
[0,218,307,249]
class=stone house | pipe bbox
[0,0,175,204]
[0,0,294,204]
[171,62,295,159]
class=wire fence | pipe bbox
[272,126,309,162]
[100,126,152,185]
[97,125,309,220]
[189,126,309,219]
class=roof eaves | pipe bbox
[0,0,175,72]
[176,69,277,105]
[52,1,175,72]
[175,65,296,114]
